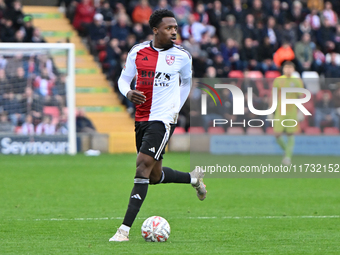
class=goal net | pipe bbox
[0,43,76,155]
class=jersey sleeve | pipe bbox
[179,53,192,80]
[121,49,137,77]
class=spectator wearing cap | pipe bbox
[72,0,95,37]
[220,14,243,47]
[88,13,108,54]
[23,15,34,42]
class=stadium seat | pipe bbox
[302,71,320,94]
[323,127,340,135]
[208,127,225,134]
[292,71,301,78]
[304,127,321,135]
[226,127,244,135]
[43,106,60,118]
[246,127,264,135]
[188,127,205,134]
[228,70,244,79]
[316,90,332,101]
[247,71,263,79]
[265,71,281,79]
[173,127,186,134]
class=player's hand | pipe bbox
[127,90,146,105]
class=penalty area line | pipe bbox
[9,215,340,221]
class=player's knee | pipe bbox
[135,161,153,178]
[149,171,162,185]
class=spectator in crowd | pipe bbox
[7,0,24,30]
[262,16,280,49]
[88,13,108,54]
[22,87,43,121]
[258,36,277,72]
[269,0,285,26]
[105,38,122,77]
[5,54,24,79]
[305,8,321,31]
[132,0,153,25]
[33,68,55,97]
[281,21,298,46]
[21,114,34,135]
[36,115,56,135]
[0,68,11,97]
[0,112,14,133]
[298,19,312,40]
[220,14,242,47]
[322,1,338,27]
[333,24,340,52]
[249,0,266,24]
[315,92,339,129]
[242,14,257,42]
[230,0,244,23]
[1,18,16,42]
[221,38,240,70]
[72,0,95,36]
[200,34,221,59]
[0,0,6,19]
[182,14,207,43]
[324,52,340,78]
[213,53,229,78]
[31,28,46,43]
[11,67,27,94]
[99,0,114,25]
[312,46,325,73]
[207,0,228,38]
[172,0,190,26]
[273,41,295,68]
[14,29,25,43]
[240,37,260,71]
[317,18,335,53]
[23,15,34,42]
[76,108,96,133]
[154,0,172,11]
[110,14,131,41]
[289,0,305,25]
[2,91,24,126]
[295,33,313,71]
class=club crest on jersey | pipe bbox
[166,55,175,65]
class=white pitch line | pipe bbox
[9,215,340,222]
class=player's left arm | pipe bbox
[178,54,192,110]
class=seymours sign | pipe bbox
[0,135,69,155]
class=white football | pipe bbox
[141,216,170,242]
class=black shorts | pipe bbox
[135,121,176,160]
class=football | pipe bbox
[141,216,170,242]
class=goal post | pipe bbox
[0,43,76,155]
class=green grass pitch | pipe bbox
[0,153,339,254]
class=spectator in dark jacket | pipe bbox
[88,13,108,54]
[240,37,260,71]
[1,18,15,42]
[258,36,277,72]
[220,38,241,70]
[317,18,335,53]
[110,14,130,41]
[324,52,340,78]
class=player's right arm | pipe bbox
[118,48,146,105]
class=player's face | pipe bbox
[155,17,178,47]
[283,65,294,77]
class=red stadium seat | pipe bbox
[227,127,244,135]
[208,127,225,134]
[265,71,281,79]
[173,127,186,134]
[304,127,321,135]
[188,127,205,134]
[323,127,340,135]
[228,70,244,79]
[247,71,263,79]
[246,127,264,135]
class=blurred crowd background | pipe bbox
[1,0,340,135]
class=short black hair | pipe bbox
[149,9,175,29]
